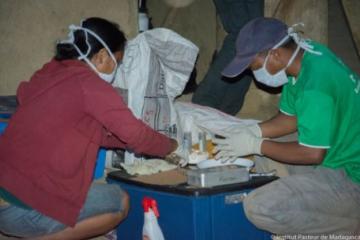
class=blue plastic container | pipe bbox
[0,121,7,135]
[107,171,275,240]
[0,113,12,119]
[93,148,106,179]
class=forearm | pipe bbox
[101,129,177,156]
[259,112,297,138]
[97,109,176,158]
[261,140,325,165]
[83,82,176,158]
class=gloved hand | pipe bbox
[223,123,262,138]
[164,145,189,167]
[212,128,263,162]
[247,124,262,138]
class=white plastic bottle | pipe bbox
[138,0,149,33]
[142,197,165,240]
[138,12,149,32]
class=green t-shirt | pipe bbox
[279,41,360,183]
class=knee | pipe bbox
[120,192,130,219]
[243,189,267,226]
[110,188,130,223]
[243,183,293,233]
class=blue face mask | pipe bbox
[61,24,118,84]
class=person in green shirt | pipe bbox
[213,17,360,235]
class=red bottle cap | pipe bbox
[142,197,160,217]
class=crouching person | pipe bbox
[0,17,177,239]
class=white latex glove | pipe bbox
[212,129,263,161]
[247,124,262,138]
[223,124,262,138]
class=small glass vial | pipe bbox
[183,132,192,154]
[198,131,206,152]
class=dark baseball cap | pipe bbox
[222,17,289,78]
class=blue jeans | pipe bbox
[0,182,126,238]
[192,0,264,115]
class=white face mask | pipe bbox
[253,45,300,87]
[98,69,116,83]
[61,24,118,84]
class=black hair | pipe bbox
[55,17,126,61]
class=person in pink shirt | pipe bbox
[0,17,178,239]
